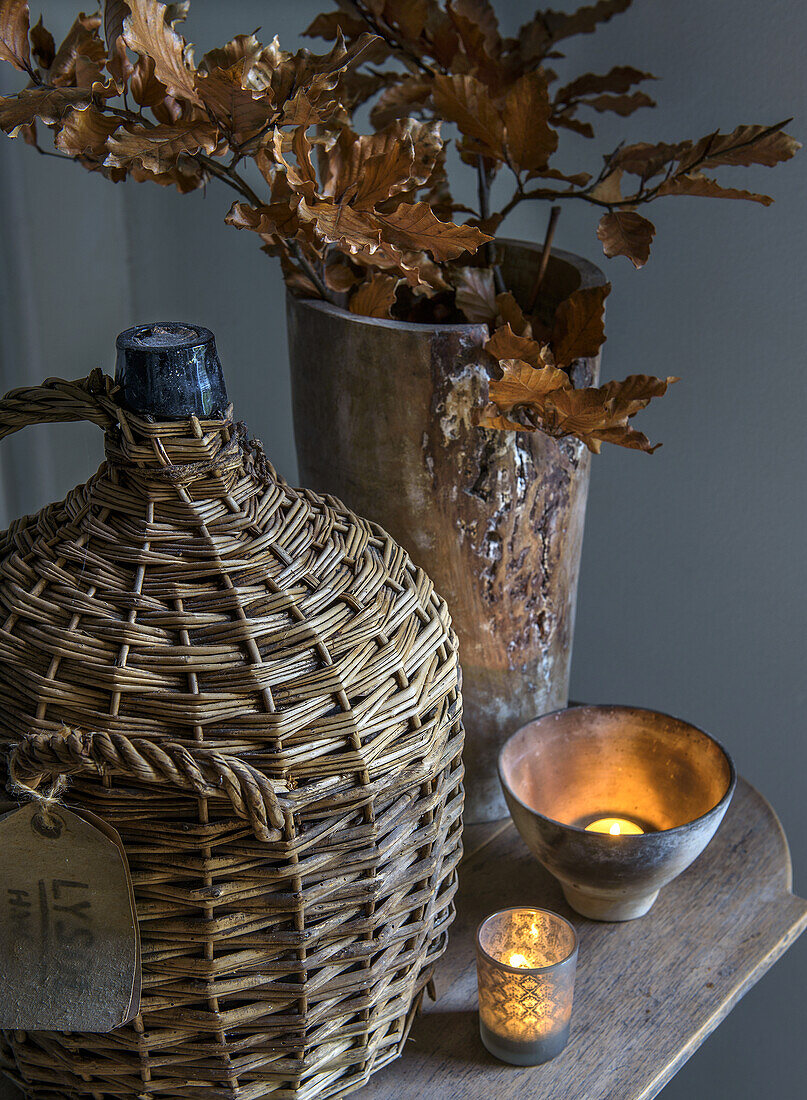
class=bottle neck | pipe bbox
[114,322,229,420]
[103,406,247,501]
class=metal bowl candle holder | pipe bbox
[499,705,737,921]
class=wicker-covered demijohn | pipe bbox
[0,324,464,1100]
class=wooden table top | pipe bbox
[358,776,807,1100]
[0,778,803,1100]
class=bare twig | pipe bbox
[527,206,561,312]
[29,140,73,162]
[289,242,332,301]
[476,156,506,294]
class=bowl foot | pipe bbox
[562,884,660,921]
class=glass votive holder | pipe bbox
[476,907,578,1066]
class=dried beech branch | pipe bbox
[0,0,799,452]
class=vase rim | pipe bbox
[287,238,608,334]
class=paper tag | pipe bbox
[0,802,141,1032]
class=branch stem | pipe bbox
[527,206,561,312]
[351,0,441,75]
[477,156,506,293]
[290,242,332,301]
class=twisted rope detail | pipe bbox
[9,730,286,841]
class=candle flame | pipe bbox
[585,816,644,836]
[509,953,530,968]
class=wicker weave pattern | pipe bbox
[0,380,464,1100]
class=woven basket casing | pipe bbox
[0,373,464,1099]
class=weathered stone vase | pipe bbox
[287,241,606,821]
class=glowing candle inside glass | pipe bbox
[585,816,644,836]
[476,908,578,1066]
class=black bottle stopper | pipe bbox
[115,322,229,419]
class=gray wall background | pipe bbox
[0,1,804,1096]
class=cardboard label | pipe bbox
[0,802,141,1032]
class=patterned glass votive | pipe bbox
[476,907,578,1066]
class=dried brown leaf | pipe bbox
[105,119,218,172]
[163,2,189,25]
[324,261,360,292]
[0,85,95,132]
[554,112,594,139]
[196,64,275,140]
[655,172,773,206]
[56,104,119,156]
[30,14,54,69]
[450,0,500,51]
[541,0,632,45]
[378,202,490,261]
[369,75,432,129]
[588,168,622,203]
[123,0,201,106]
[453,266,496,322]
[199,33,261,74]
[447,0,501,86]
[551,284,611,367]
[494,292,532,337]
[357,138,420,210]
[103,1,129,55]
[432,73,503,161]
[225,198,304,240]
[526,166,592,187]
[338,67,398,112]
[518,0,631,63]
[541,373,675,452]
[0,0,30,72]
[596,210,655,268]
[272,126,318,200]
[320,121,425,208]
[503,71,557,173]
[682,122,800,171]
[279,249,321,295]
[350,244,450,292]
[106,35,132,85]
[74,53,106,90]
[598,373,677,417]
[580,91,655,116]
[485,324,549,369]
[371,120,444,212]
[258,31,380,107]
[129,159,203,192]
[384,0,431,42]
[349,273,398,318]
[613,140,689,178]
[424,7,460,69]
[278,88,324,127]
[304,10,368,42]
[49,12,104,87]
[298,198,383,256]
[555,66,655,102]
[130,52,166,106]
[488,356,569,415]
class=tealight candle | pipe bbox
[585,816,644,836]
[476,907,578,1066]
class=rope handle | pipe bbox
[0,370,118,442]
[8,729,287,842]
